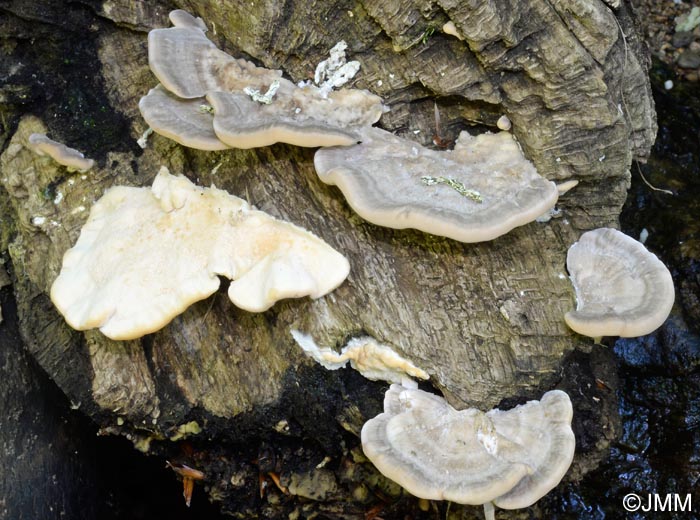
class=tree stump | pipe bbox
[0,0,653,516]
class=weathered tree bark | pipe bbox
[0,0,652,517]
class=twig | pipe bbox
[614,18,673,196]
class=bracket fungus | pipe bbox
[314,127,558,243]
[27,133,94,172]
[565,227,675,338]
[361,385,575,519]
[50,167,350,340]
[139,85,229,151]
[144,10,383,149]
[148,21,282,100]
[206,88,381,149]
[290,330,429,386]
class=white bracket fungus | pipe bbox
[565,227,675,338]
[290,330,428,387]
[27,133,94,172]
[361,386,575,519]
[314,127,558,243]
[148,22,282,99]
[144,10,383,149]
[50,167,350,340]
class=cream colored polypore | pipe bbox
[314,127,558,243]
[565,227,675,338]
[361,386,574,512]
[50,167,350,340]
[139,85,229,150]
[27,133,94,172]
[290,330,428,386]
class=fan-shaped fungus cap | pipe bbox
[489,391,575,509]
[139,85,229,150]
[27,133,94,172]
[314,127,558,243]
[361,386,574,513]
[50,167,350,340]
[565,227,675,338]
[148,23,282,99]
[207,88,381,149]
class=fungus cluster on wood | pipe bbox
[361,385,575,520]
[44,8,678,516]
[140,10,384,150]
[136,10,564,244]
[50,167,349,340]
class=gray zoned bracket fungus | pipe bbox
[148,21,282,99]
[145,10,383,148]
[27,133,94,172]
[565,227,675,338]
[50,167,350,340]
[139,85,230,151]
[361,385,574,520]
[206,88,380,149]
[314,127,558,243]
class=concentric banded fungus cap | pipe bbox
[489,390,575,509]
[314,127,558,243]
[139,85,229,150]
[207,88,381,149]
[50,167,350,340]
[27,133,94,172]
[565,227,675,338]
[148,22,282,99]
[361,385,574,510]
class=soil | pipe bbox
[632,0,700,82]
